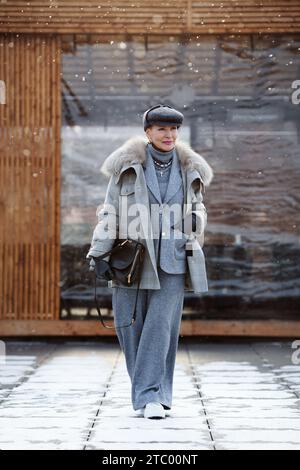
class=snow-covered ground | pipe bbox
[0,339,299,450]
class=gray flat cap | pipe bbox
[143,104,184,131]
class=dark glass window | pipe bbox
[60,33,300,321]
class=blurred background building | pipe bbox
[0,1,300,336]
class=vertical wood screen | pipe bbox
[0,34,61,321]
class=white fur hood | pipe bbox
[100,134,214,187]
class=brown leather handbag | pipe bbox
[92,239,145,329]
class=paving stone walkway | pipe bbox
[0,339,299,450]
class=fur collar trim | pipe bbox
[100,134,214,187]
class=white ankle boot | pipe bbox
[144,402,166,419]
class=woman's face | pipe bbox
[145,124,180,151]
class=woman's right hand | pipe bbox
[87,256,96,272]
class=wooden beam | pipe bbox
[0,320,299,337]
[0,1,299,34]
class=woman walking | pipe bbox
[87,104,214,419]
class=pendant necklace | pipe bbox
[152,156,172,177]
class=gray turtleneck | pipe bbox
[147,142,196,232]
[147,143,174,201]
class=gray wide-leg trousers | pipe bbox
[111,266,185,411]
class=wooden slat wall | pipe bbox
[0,34,61,321]
[0,1,299,34]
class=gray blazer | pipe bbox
[144,145,188,274]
